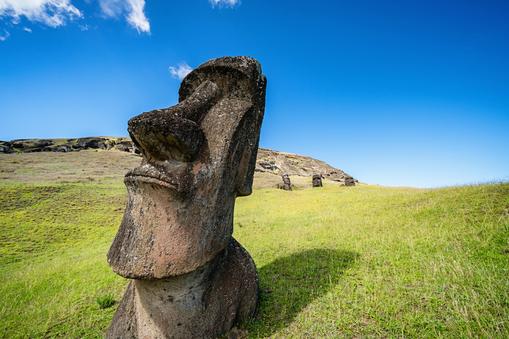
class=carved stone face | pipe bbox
[107,57,266,279]
[312,174,323,187]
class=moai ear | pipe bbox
[235,135,258,196]
[235,75,267,197]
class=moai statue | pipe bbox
[344,175,355,186]
[281,173,292,191]
[106,56,267,338]
[312,174,323,187]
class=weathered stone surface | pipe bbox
[107,238,258,339]
[280,173,292,191]
[10,139,53,152]
[2,137,137,154]
[55,145,72,152]
[107,56,266,338]
[77,137,108,149]
[114,140,135,153]
[312,174,323,187]
[0,141,12,154]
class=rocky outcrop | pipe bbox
[0,137,139,154]
[256,148,357,185]
[0,141,12,153]
[10,139,53,152]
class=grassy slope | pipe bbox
[0,153,508,337]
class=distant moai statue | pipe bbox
[281,173,292,190]
[344,175,355,186]
[106,57,267,338]
[312,174,323,187]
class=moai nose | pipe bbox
[128,80,219,162]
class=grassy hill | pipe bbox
[0,150,508,337]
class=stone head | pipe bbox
[108,56,267,279]
[312,174,323,187]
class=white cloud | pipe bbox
[0,0,150,39]
[209,0,240,8]
[98,0,150,33]
[0,30,9,41]
[126,0,149,33]
[0,0,82,28]
[99,0,122,17]
[169,63,192,80]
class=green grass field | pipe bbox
[1,152,508,338]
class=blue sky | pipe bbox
[1,0,508,187]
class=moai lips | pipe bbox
[106,56,266,338]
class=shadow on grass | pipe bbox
[246,249,358,336]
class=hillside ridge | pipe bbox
[0,137,356,184]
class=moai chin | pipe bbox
[106,56,266,338]
[312,174,323,187]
